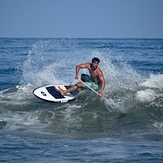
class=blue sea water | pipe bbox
[0,38,163,162]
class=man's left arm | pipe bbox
[98,70,106,96]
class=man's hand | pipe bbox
[75,75,78,79]
[99,91,103,97]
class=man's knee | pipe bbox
[75,82,82,88]
[81,74,85,82]
[81,74,89,82]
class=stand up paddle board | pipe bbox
[33,85,78,103]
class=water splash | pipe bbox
[18,39,163,113]
[141,74,163,89]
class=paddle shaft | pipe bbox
[78,79,107,101]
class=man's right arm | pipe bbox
[75,63,89,79]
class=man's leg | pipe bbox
[81,74,90,82]
[59,82,82,96]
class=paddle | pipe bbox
[78,79,119,111]
[78,79,108,101]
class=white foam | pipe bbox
[136,89,157,102]
[153,122,163,129]
[0,84,34,105]
[141,74,163,89]
[1,111,42,131]
[105,98,120,111]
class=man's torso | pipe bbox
[87,63,101,84]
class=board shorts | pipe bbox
[81,74,100,91]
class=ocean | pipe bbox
[0,38,163,162]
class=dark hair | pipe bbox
[92,57,100,63]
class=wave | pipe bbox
[0,77,162,140]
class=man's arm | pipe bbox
[98,70,106,97]
[75,63,90,79]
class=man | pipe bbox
[59,57,106,97]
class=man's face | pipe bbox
[92,61,99,69]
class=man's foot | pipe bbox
[58,86,65,96]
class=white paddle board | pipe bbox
[33,85,78,103]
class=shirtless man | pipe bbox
[59,57,106,97]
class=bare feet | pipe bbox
[58,86,65,96]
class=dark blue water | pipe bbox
[0,38,163,162]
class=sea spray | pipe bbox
[19,39,157,113]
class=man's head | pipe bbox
[91,57,100,70]
[92,57,100,63]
